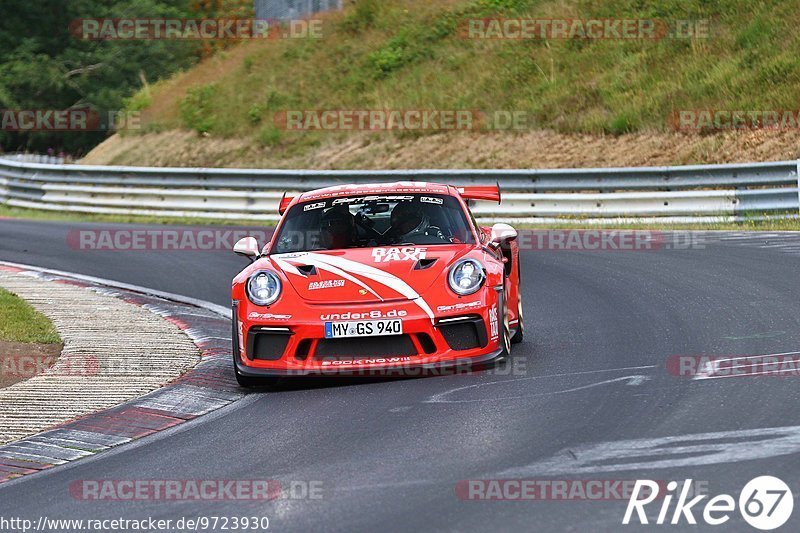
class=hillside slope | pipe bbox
[83,127,800,169]
[84,0,800,168]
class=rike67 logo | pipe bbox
[624,476,793,530]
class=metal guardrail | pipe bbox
[254,0,343,21]
[3,153,66,165]
[0,155,798,223]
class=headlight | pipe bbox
[247,270,282,306]
[448,259,485,296]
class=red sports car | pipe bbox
[231,182,523,386]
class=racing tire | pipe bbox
[500,299,512,358]
[511,298,524,345]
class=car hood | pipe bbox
[269,246,473,304]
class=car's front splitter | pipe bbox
[234,347,505,378]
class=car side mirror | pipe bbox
[490,223,518,247]
[234,237,260,261]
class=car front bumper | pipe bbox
[232,288,506,377]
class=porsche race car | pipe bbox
[231,182,523,386]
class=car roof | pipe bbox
[297,182,454,202]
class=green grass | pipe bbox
[0,204,263,227]
[3,202,800,231]
[128,0,800,148]
[0,288,61,344]
[513,218,800,231]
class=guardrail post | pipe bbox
[797,159,800,214]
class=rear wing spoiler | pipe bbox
[456,184,501,204]
[279,194,295,215]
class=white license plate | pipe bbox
[324,320,403,339]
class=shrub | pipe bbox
[179,85,217,134]
[258,125,282,146]
[340,0,379,34]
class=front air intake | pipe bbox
[247,328,292,361]
[437,316,487,351]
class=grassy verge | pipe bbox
[128,0,800,144]
[0,204,262,227]
[2,203,800,231]
[0,288,61,344]
[513,219,800,231]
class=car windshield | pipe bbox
[272,193,475,254]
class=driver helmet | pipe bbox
[390,201,429,241]
[319,205,355,249]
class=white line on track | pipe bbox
[424,365,656,404]
[0,260,229,318]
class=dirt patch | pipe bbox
[0,341,63,389]
[83,128,800,169]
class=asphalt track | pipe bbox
[1,219,800,532]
